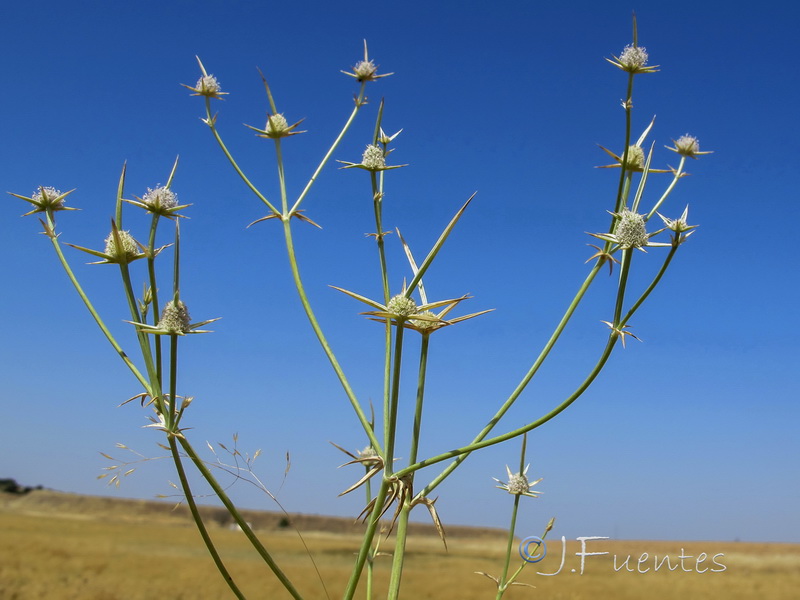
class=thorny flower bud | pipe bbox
[410,310,438,331]
[667,134,712,159]
[158,300,191,335]
[353,59,378,82]
[619,44,649,71]
[624,145,645,170]
[494,465,542,498]
[615,209,649,249]
[104,230,142,261]
[657,206,697,246]
[142,186,178,211]
[341,41,392,82]
[358,446,381,466]
[195,74,222,96]
[361,144,386,170]
[266,114,290,137]
[33,187,66,210]
[387,294,417,318]
[507,472,532,495]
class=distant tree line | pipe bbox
[0,478,42,495]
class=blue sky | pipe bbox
[2,1,798,545]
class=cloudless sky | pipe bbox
[2,0,798,546]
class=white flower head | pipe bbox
[619,44,649,70]
[494,465,542,498]
[341,41,393,82]
[104,230,142,261]
[10,186,77,217]
[196,74,221,96]
[33,187,64,208]
[142,186,178,211]
[266,113,289,136]
[361,144,386,170]
[615,209,649,249]
[386,294,417,318]
[667,134,713,159]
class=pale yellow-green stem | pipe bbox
[342,478,391,600]
[282,218,382,453]
[386,331,431,600]
[398,241,681,483]
[288,82,368,215]
[410,259,603,497]
[41,210,151,393]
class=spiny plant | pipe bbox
[11,15,709,599]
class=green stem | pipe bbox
[117,262,165,413]
[613,249,634,325]
[147,215,163,385]
[384,323,406,473]
[413,261,603,497]
[386,503,411,600]
[282,218,381,453]
[401,245,680,482]
[386,331,430,600]
[496,495,522,599]
[623,244,679,323]
[613,73,635,215]
[370,170,393,469]
[646,156,686,221]
[342,479,391,600]
[203,98,279,215]
[274,138,289,216]
[408,334,430,465]
[42,211,151,392]
[399,333,620,482]
[288,82,368,215]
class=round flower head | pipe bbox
[387,294,417,318]
[196,74,222,96]
[615,209,649,249]
[619,44,649,71]
[142,186,178,211]
[667,134,712,160]
[494,465,542,498]
[361,144,386,170]
[11,186,77,216]
[266,113,289,136]
[341,41,393,82]
[33,187,66,209]
[104,230,142,261]
[354,59,378,81]
[158,300,191,335]
[410,310,438,332]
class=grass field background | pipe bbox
[2,490,798,599]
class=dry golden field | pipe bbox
[1,490,798,599]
